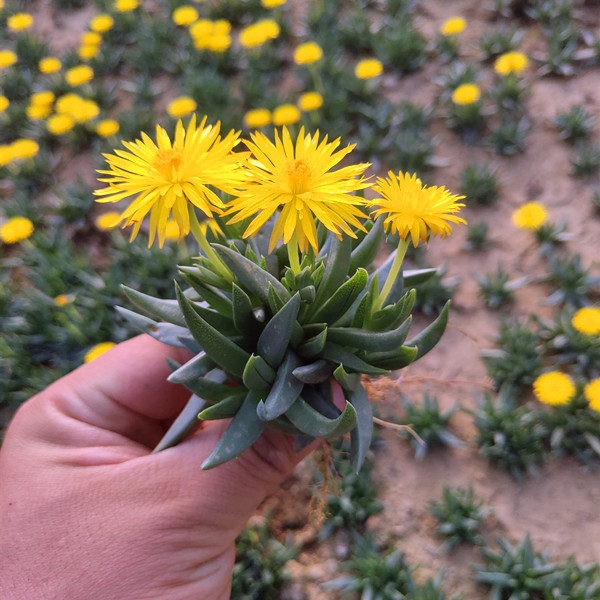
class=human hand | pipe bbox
[0,335,317,600]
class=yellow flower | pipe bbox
[293,41,322,65]
[114,0,139,12]
[0,49,17,69]
[244,108,272,129]
[452,83,480,105]
[585,378,600,412]
[512,201,547,230]
[0,95,9,113]
[7,12,33,31]
[199,217,223,238]
[370,172,466,247]
[533,371,576,405]
[90,14,114,33]
[84,342,116,363]
[355,58,383,79]
[96,119,120,138]
[81,31,102,45]
[0,216,34,244]
[164,219,181,241]
[38,56,61,73]
[173,5,198,25]
[167,96,197,118]
[65,65,94,86]
[47,113,75,135]
[190,19,213,38]
[27,104,51,120]
[0,145,13,167]
[494,51,529,75]
[239,19,280,48]
[94,211,121,230]
[213,20,231,35]
[440,16,466,36]
[257,18,280,39]
[54,294,71,307]
[56,93,83,114]
[262,0,286,6]
[31,91,55,106]
[226,126,371,254]
[10,138,39,160]
[79,44,100,60]
[571,307,600,336]
[298,91,323,112]
[94,115,248,247]
[77,100,100,123]
[272,104,301,126]
[207,33,231,53]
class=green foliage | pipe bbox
[490,116,530,155]
[476,264,520,310]
[411,266,458,317]
[480,25,524,60]
[447,99,486,138]
[428,486,489,550]
[374,21,427,74]
[546,253,600,308]
[571,142,600,177]
[466,222,490,252]
[460,162,500,206]
[555,105,596,144]
[231,519,296,600]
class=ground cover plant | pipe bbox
[2,0,600,598]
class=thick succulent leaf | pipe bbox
[403,267,438,287]
[117,307,192,349]
[198,395,245,420]
[328,316,412,352]
[190,303,238,337]
[363,345,418,370]
[285,396,357,438]
[349,217,384,272]
[298,325,328,358]
[257,293,301,367]
[333,364,361,391]
[178,336,203,354]
[187,261,230,289]
[292,359,335,383]
[368,289,416,331]
[116,306,157,331]
[121,286,186,327]
[167,351,215,383]
[257,351,304,421]
[321,342,389,375]
[243,354,276,391]
[406,300,450,359]
[299,285,316,303]
[347,384,373,473]
[311,268,368,324]
[267,283,285,314]
[312,234,352,314]
[152,394,206,453]
[214,243,291,304]
[232,283,254,332]
[166,362,242,404]
[176,283,250,377]
[179,269,233,317]
[201,391,266,469]
[350,273,378,329]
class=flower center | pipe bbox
[286,159,312,196]
[153,148,183,179]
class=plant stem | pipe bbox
[188,206,233,283]
[287,231,301,274]
[376,238,410,310]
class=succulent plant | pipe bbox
[119,219,450,471]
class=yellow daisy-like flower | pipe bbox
[298,91,323,112]
[114,0,139,12]
[585,378,600,412]
[65,65,94,86]
[533,371,576,406]
[512,201,547,230]
[452,83,480,105]
[0,216,34,244]
[0,145,14,167]
[207,33,232,53]
[94,115,248,247]
[84,342,116,363]
[199,217,223,238]
[571,307,600,336]
[0,95,9,113]
[262,0,286,6]
[38,56,61,73]
[494,51,529,75]
[27,104,51,120]
[213,20,231,35]
[244,108,272,129]
[96,119,120,138]
[79,44,100,60]
[167,96,197,118]
[90,14,114,33]
[226,126,371,254]
[355,58,383,80]
[0,49,18,69]
[164,219,181,241]
[54,294,72,307]
[272,104,301,126]
[7,12,33,31]
[440,16,466,36]
[370,172,466,247]
[190,19,213,38]
[293,41,323,65]
[94,211,121,230]
[47,113,76,135]
[81,31,102,46]
[11,138,39,160]
[173,5,198,25]
[31,91,55,106]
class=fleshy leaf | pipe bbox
[298,325,328,358]
[349,217,384,272]
[321,342,389,375]
[347,384,373,473]
[152,394,206,453]
[311,268,368,324]
[292,359,335,383]
[406,300,450,359]
[232,283,255,333]
[167,351,215,383]
[257,351,304,420]
[121,286,186,327]
[285,396,357,438]
[368,289,416,331]
[403,267,438,287]
[333,364,361,390]
[257,293,301,367]
[198,395,245,420]
[242,354,276,391]
[363,345,418,370]
[328,316,412,352]
[179,268,233,317]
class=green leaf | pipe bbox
[347,384,373,473]
[258,351,304,420]
[198,395,245,420]
[298,325,328,358]
[312,234,352,313]
[349,217,384,272]
[167,365,243,404]
[176,283,250,377]
[167,351,215,383]
[202,391,266,469]
[311,268,368,324]
[403,267,438,287]
[333,364,361,390]
[152,394,206,453]
[179,268,233,317]
[368,289,416,331]
[406,300,450,359]
[190,303,238,337]
[321,342,389,375]
[232,283,254,333]
[121,285,186,327]
[285,396,357,438]
[363,345,418,370]
[299,285,316,303]
[292,359,334,383]
[351,273,378,329]
[257,293,301,367]
[214,243,291,305]
[328,316,412,352]
[242,354,277,391]
[267,283,285,314]
[116,306,157,331]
